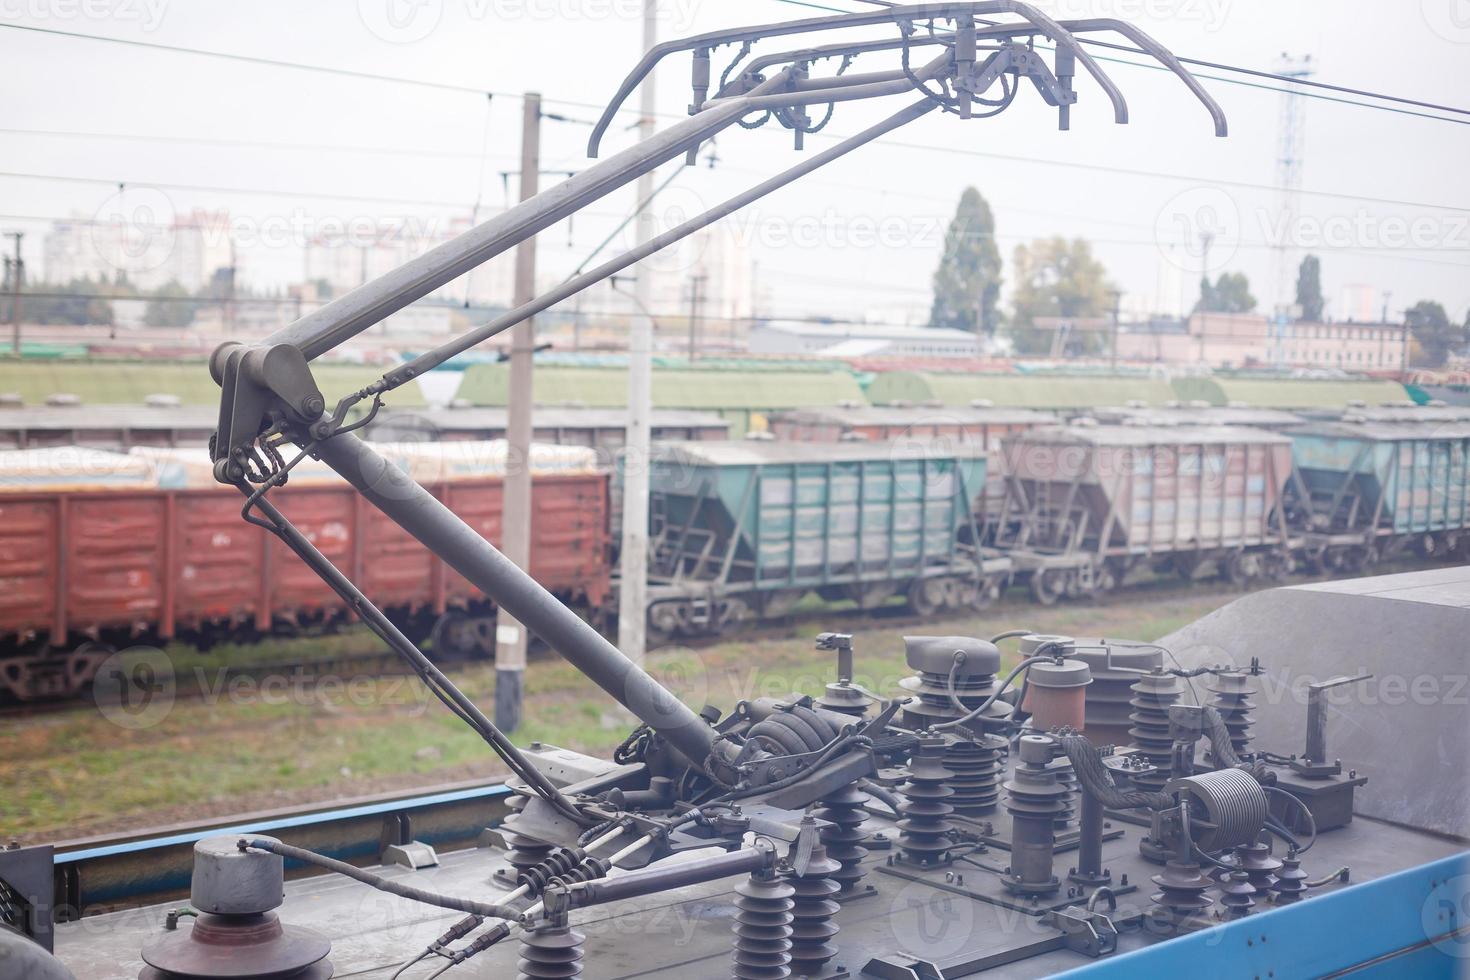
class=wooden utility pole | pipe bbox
[618,0,658,666]
[495,91,541,732]
[5,233,23,357]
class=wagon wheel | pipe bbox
[1090,564,1118,597]
[844,581,897,610]
[1030,569,1066,606]
[430,611,494,660]
[1172,553,1201,583]
[713,597,751,636]
[970,577,1002,611]
[1225,551,1262,587]
[646,602,683,649]
[906,577,947,617]
[1340,545,1378,574]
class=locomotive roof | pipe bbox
[772,404,1055,426]
[652,438,987,465]
[1005,423,1290,447]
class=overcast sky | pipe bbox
[2,0,1467,327]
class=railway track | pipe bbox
[7,556,1438,721]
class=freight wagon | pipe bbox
[0,444,610,700]
[1288,417,1470,572]
[636,439,1010,642]
[993,423,1297,603]
[766,403,1055,526]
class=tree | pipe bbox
[1194,271,1256,314]
[1405,300,1470,368]
[928,187,1002,335]
[1295,254,1323,322]
[144,281,197,328]
[1008,236,1113,355]
[13,277,117,326]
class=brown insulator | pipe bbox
[1001,735,1066,896]
[1071,639,1164,744]
[1046,754,1077,830]
[1233,840,1282,895]
[1218,870,1257,918]
[787,843,841,977]
[813,782,869,897]
[732,872,795,980]
[1148,858,1215,928]
[503,795,556,880]
[897,636,1012,732]
[139,912,332,980]
[945,734,1005,816]
[897,734,956,867]
[1271,850,1309,905]
[1207,670,1257,756]
[518,910,584,979]
[1127,671,1184,793]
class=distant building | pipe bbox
[1115,311,1406,371]
[749,320,978,359]
[44,209,232,292]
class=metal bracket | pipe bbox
[1044,904,1120,957]
[209,341,326,484]
[1293,672,1373,778]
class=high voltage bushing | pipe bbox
[814,782,869,897]
[1148,859,1215,928]
[1047,755,1078,830]
[897,636,1012,733]
[1206,670,1257,756]
[1271,849,1309,905]
[502,796,556,881]
[945,734,1007,816]
[1127,671,1185,793]
[140,837,333,980]
[1218,869,1257,918]
[1001,736,1066,896]
[518,909,585,979]
[787,842,841,977]
[732,870,796,980]
[1232,840,1282,895]
[897,733,957,868]
[1070,638,1164,744]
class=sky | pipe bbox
[1,0,1468,329]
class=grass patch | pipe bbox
[2,593,1229,841]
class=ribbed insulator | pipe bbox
[897,736,956,867]
[517,847,584,895]
[1271,852,1308,905]
[551,856,611,889]
[1127,672,1184,793]
[898,668,1010,732]
[1001,744,1068,896]
[1207,671,1257,755]
[503,796,556,880]
[788,845,841,977]
[1046,756,1077,830]
[814,783,868,897]
[518,914,584,979]
[945,735,1005,816]
[1233,841,1282,894]
[1148,859,1214,926]
[1218,869,1256,918]
[732,873,795,980]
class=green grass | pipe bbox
[1,593,1230,842]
